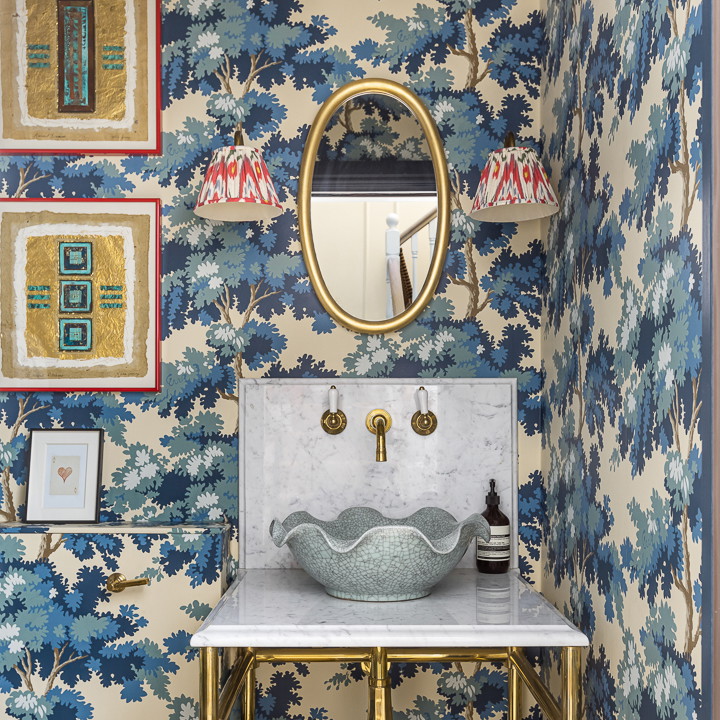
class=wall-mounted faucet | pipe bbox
[366,409,392,462]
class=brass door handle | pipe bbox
[106,573,150,593]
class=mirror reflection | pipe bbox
[310,94,438,322]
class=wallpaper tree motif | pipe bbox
[0,0,545,531]
[542,0,706,718]
[0,1,548,716]
[2,0,708,717]
[0,529,224,719]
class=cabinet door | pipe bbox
[0,528,225,720]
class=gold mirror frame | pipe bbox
[298,78,450,334]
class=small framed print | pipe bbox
[0,198,160,392]
[25,429,103,523]
[0,0,161,153]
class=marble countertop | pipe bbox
[190,569,588,648]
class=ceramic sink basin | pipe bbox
[269,506,490,601]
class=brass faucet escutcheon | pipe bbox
[411,411,437,435]
[366,409,392,462]
[106,573,150,593]
[321,409,347,434]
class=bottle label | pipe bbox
[476,526,510,561]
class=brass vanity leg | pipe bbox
[561,646,581,720]
[224,646,240,670]
[368,647,392,720]
[241,648,256,720]
[199,647,219,720]
[507,647,521,720]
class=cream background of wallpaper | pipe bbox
[0,526,227,720]
[156,0,545,585]
[1,0,545,717]
[540,0,705,706]
[223,1,543,708]
[1,0,710,716]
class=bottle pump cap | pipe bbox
[486,479,500,506]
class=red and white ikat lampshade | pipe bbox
[469,135,559,223]
[195,143,282,222]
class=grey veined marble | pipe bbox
[270,507,490,601]
[240,379,517,571]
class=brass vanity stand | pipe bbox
[198,644,581,720]
[193,569,587,720]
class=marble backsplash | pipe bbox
[239,379,517,569]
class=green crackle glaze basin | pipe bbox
[269,507,490,601]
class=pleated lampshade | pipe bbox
[195,144,282,222]
[469,142,559,223]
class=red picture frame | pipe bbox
[0,197,161,392]
[0,0,162,155]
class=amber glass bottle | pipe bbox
[476,479,510,573]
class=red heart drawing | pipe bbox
[57,467,73,482]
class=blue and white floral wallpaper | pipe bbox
[1,1,547,716]
[0,0,711,717]
[542,0,708,718]
[0,526,227,719]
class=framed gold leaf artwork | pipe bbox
[0,198,160,391]
[0,0,161,153]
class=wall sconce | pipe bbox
[195,130,283,222]
[468,133,559,223]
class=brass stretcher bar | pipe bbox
[199,645,581,720]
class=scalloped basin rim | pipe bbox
[270,506,490,555]
[269,507,491,601]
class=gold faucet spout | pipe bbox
[366,409,392,463]
[374,417,387,462]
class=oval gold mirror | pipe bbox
[299,78,450,334]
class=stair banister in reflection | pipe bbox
[396,208,439,306]
[385,213,402,318]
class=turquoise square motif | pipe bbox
[59,319,92,351]
[60,281,92,313]
[59,242,92,275]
